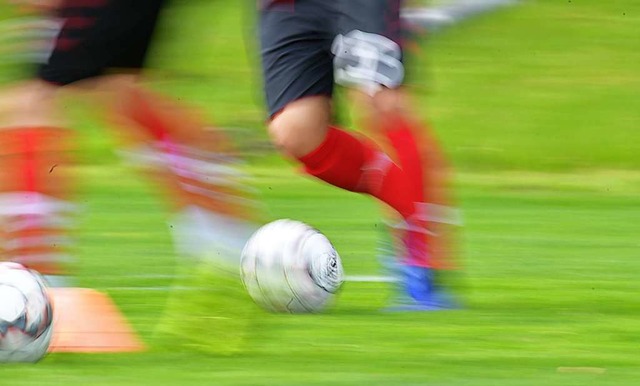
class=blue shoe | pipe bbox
[387,265,460,311]
[377,223,460,311]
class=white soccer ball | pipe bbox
[240,219,343,313]
[0,262,54,363]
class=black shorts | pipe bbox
[259,0,403,117]
[37,0,167,85]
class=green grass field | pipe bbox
[1,0,640,384]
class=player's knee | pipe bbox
[371,88,405,116]
[268,97,331,158]
[268,117,328,159]
[0,80,59,127]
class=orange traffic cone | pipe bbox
[48,288,146,353]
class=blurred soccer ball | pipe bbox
[0,262,53,363]
[240,219,343,313]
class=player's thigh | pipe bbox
[337,0,402,44]
[259,1,334,119]
[37,0,166,85]
[0,80,60,127]
[339,0,407,116]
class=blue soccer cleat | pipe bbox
[387,264,460,311]
[377,222,460,311]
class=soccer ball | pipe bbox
[240,219,343,313]
[0,262,54,363]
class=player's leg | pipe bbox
[100,74,257,262]
[83,2,258,352]
[103,79,261,353]
[56,0,257,268]
[0,0,174,284]
[261,1,418,221]
[356,88,461,309]
[0,0,171,282]
[336,0,460,309]
[35,0,253,262]
[0,81,76,285]
[0,0,87,284]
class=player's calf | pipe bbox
[112,87,260,262]
[0,127,77,284]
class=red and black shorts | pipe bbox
[37,0,167,85]
[259,0,403,117]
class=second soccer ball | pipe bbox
[0,262,54,363]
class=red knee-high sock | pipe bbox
[298,126,418,222]
[0,127,76,276]
[383,116,425,203]
[382,113,458,269]
[113,88,253,220]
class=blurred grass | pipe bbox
[2,163,639,385]
[0,0,639,384]
[423,0,640,171]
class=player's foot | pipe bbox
[386,264,459,311]
[169,205,257,263]
[378,222,460,311]
[154,259,258,355]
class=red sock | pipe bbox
[383,115,425,203]
[114,88,253,220]
[298,126,417,220]
[0,127,76,276]
[382,113,458,269]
